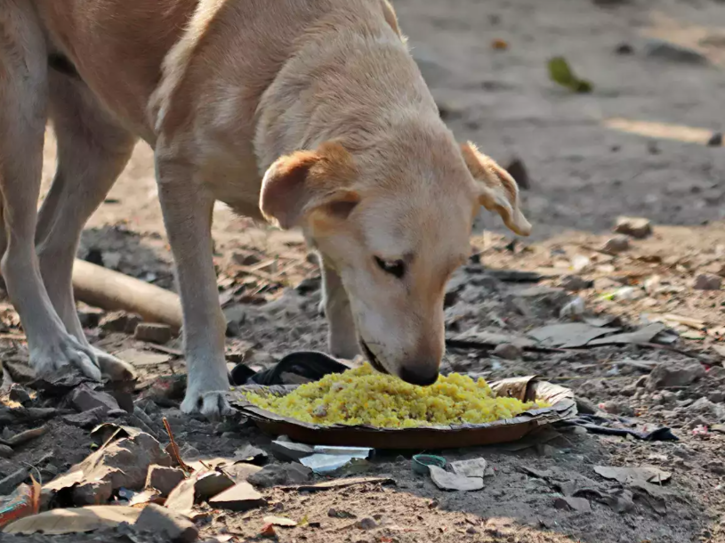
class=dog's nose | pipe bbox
[399,365,439,386]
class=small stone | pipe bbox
[554,496,591,513]
[708,132,723,147]
[687,397,725,422]
[505,158,530,190]
[599,401,634,417]
[709,391,725,403]
[70,383,120,413]
[466,526,478,535]
[78,306,104,329]
[492,343,522,360]
[328,508,357,519]
[0,444,13,458]
[575,397,597,414]
[62,406,112,429]
[135,323,173,344]
[230,251,260,266]
[615,43,634,55]
[614,216,652,239]
[134,503,199,543]
[707,462,725,476]
[8,385,31,405]
[356,517,378,530]
[644,39,708,64]
[559,297,585,319]
[247,463,312,488]
[646,363,706,390]
[559,275,592,292]
[100,311,142,334]
[694,274,722,291]
[603,235,630,254]
[146,465,186,497]
[536,444,558,457]
[0,468,29,495]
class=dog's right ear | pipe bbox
[260,142,360,230]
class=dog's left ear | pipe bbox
[461,142,531,236]
[260,142,360,230]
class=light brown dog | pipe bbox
[0,0,530,417]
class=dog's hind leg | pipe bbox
[34,68,138,381]
[0,2,101,380]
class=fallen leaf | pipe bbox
[548,57,592,93]
[491,38,508,50]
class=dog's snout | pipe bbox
[399,365,439,386]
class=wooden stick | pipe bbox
[72,259,183,331]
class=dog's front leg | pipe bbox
[320,260,360,360]
[156,158,230,418]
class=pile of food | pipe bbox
[244,364,549,429]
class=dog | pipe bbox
[0,0,530,417]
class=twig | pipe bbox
[163,417,191,475]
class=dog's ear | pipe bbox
[260,142,360,230]
[461,142,531,236]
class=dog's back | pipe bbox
[33,0,401,142]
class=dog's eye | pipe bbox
[375,257,405,279]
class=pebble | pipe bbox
[78,306,104,329]
[709,391,725,403]
[0,468,28,495]
[492,343,522,360]
[100,311,142,334]
[646,363,706,390]
[0,444,13,458]
[600,401,635,417]
[644,39,708,64]
[614,216,652,239]
[603,235,630,254]
[694,274,722,291]
[70,384,121,413]
[708,132,723,147]
[559,275,592,292]
[147,465,187,497]
[8,385,31,405]
[559,296,585,319]
[247,463,312,488]
[505,158,530,190]
[135,322,173,344]
[134,503,199,543]
[356,517,378,530]
[687,397,725,422]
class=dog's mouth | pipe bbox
[360,339,388,375]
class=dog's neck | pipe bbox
[253,16,440,174]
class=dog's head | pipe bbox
[259,126,530,385]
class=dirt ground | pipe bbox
[2,0,725,542]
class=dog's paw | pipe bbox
[30,334,102,381]
[181,389,234,420]
[92,347,137,382]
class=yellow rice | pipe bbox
[244,364,548,429]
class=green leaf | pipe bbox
[548,57,593,93]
